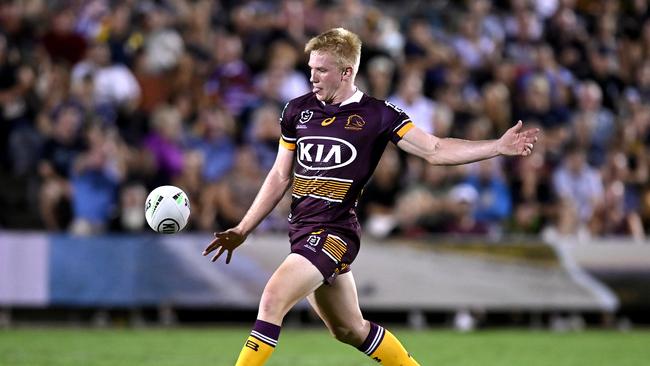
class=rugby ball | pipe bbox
[145,185,190,234]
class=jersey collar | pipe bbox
[320,88,363,107]
[340,88,363,106]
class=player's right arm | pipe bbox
[204,101,298,264]
[234,146,294,236]
[202,146,294,263]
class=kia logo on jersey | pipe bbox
[296,136,357,170]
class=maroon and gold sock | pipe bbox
[235,319,281,366]
[357,322,420,365]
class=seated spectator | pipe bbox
[71,41,141,119]
[38,103,85,230]
[481,81,511,135]
[172,150,205,232]
[444,183,489,236]
[437,62,482,117]
[388,68,438,134]
[395,162,459,235]
[403,16,452,71]
[40,7,87,66]
[143,104,185,185]
[187,106,236,183]
[508,128,553,234]
[362,56,396,101]
[5,57,40,176]
[359,145,403,238]
[254,40,310,104]
[550,142,605,238]
[452,12,498,72]
[69,124,126,235]
[114,182,147,232]
[141,3,184,75]
[245,103,281,172]
[203,147,264,230]
[463,158,512,235]
[592,150,646,241]
[515,74,570,130]
[572,81,615,167]
[204,32,256,118]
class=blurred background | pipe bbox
[1,0,650,354]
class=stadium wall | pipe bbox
[1,231,641,316]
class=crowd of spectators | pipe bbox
[0,0,648,242]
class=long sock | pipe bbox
[357,322,420,366]
[235,319,281,366]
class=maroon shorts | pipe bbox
[289,225,361,285]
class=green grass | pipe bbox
[1,328,649,366]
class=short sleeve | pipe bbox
[279,101,297,151]
[384,100,415,145]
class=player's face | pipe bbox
[308,51,345,104]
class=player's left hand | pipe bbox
[497,120,540,157]
[202,228,247,264]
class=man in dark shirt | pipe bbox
[204,28,539,366]
[38,104,85,230]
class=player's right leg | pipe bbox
[235,253,324,366]
[307,271,420,366]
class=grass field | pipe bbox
[1,328,649,365]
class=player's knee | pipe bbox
[330,323,366,345]
[258,290,288,320]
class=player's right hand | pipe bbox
[202,228,247,264]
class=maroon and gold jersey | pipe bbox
[280,90,414,231]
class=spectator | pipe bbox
[551,142,605,238]
[246,103,282,172]
[207,147,264,230]
[515,73,570,130]
[593,150,646,241]
[115,182,147,232]
[360,144,403,238]
[444,183,489,236]
[204,32,256,118]
[71,41,141,119]
[388,68,438,134]
[141,3,184,75]
[395,162,459,235]
[463,158,513,235]
[143,104,185,185]
[69,124,125,235]
[572,81,615,166]
[363,56,396,100]
[173,150,205,231]
[40,7,87,66]
[38,103,85,230]
[188,106,236,183]
[452,12,498,72]
[508,127,554,234]
[254,40,310,104]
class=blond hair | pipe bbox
[305,28,362,75]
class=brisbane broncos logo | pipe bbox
[345,114,365,130]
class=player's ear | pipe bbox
[341,67,352,80]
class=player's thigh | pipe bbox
[307,271,365,332]
[260,253,324,313]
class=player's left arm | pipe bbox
[397,120,540,165]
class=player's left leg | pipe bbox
[307,271,420,365]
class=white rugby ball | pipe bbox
[145,185,190,234]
